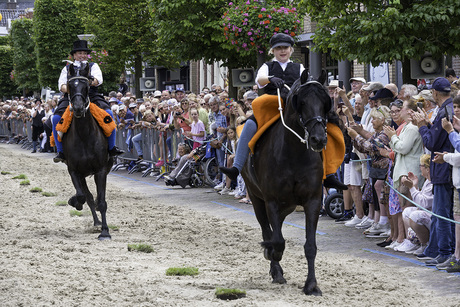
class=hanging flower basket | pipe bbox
[222,0,302,56]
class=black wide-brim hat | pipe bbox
[70,40,91,55]
[270,33,295,49]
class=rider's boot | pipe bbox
[323,174,348,190]
[53,152,66,163]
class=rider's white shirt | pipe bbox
[58,61,103,92]
[255,59,305,89]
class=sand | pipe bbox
[0,143,459,307]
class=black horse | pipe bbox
[62,63,113,240]
[242,70,331,295]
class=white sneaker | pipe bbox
[385,240,401,250]
[404,242,421,254]
[411,244,427,255]
[363,222,378,234]
[355,216,374,229]
[214,182,224,191]
[394,239,411,252]
[367,222,390,235]
[219,187,232,195]
[228,190,237,196]
[344,215,364,227]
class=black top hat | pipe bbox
[70,40,91,55]
[269,33,295,49]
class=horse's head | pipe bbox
[67,63,90,118]
[287,70,331,152]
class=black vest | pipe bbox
[264,61,301,96]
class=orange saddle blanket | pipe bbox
[50,103,116,146]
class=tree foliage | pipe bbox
[33,0,84,90]
[78,0,159,96]
[302,0,460,65]
[10,18,40,93]
[0,46,20,99]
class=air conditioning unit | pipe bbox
[232,69,255,87]
[139,77,156,91]
[410,53,445,79]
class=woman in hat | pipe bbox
[220,33,346,190]
[52,40,123,163]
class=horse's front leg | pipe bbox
[303,196,322,296]
[68,171,86,211]
[80,179,102,227]
[263,200,287,284]
[94,171,111,240]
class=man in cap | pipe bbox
[220,33,347,190]
[413,77,454,264]
[369,88,394,107]
[153,90,162,99]
[52,40,123,162]
[175,88,186,102]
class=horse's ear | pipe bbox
[81,63,90,77]
[68,64,76,77]
[318,69,327,86]
[300,70,309,84]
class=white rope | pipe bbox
[277,86,307,145]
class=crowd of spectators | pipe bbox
[1,69,460,273]
[330,70,460,273]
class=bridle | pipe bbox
[68,76,90,114]
[277,81,329,151]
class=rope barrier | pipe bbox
[384,180,460,225]
[350,159,371,162]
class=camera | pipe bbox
[175,112,182,117]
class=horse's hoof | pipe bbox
[303,285,322,296]
[68,196,83,211]
[272,276,287,284]
[98,230,111,240]
[264,248,270,260]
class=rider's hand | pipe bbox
[269,76,284,89]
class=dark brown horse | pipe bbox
[62,63,113,240]
[242,70,331,295]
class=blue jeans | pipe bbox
[425,183,454,257]
[132,133,143,156]
[233,119,257,171]
[52,108,116,153]
[215,147,225,182]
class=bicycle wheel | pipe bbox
[204,157,219,187]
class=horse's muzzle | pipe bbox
[309,135,327,152]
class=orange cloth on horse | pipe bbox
[248,94,282,154]
[50,103,116,146]
[322,123,345,180]
[246,94,345,179]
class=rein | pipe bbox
[68,76,90,114]
[277,81,327,150]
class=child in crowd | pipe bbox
[219,126,238,195]
[186,108,205,149]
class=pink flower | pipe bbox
[247,31,252,35]
[261,8,266,11]
[229,2,233,5]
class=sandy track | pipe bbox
[0,144,458,306]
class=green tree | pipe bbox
[303,0,460,81]
[78,0,159,97]
[0,46,20,99]
[34,0,84,90]
[10,18,40,95]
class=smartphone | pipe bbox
[338,80,344,88]
[445,105,453,122]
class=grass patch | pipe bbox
[127,243,154,253]
[215,288,246,300]
[1,171,11,175]
[165,267,199,276]
[30,187,43,193]
[19,180,30,185]
[12,174,27,179]
[55,200,67,206]
[69,210,82,217]
[108,224,119,231]
[42,192,56,197]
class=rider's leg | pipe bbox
[220,118,257,181]
[103,108,123,156]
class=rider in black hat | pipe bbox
[51,40,123,162]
